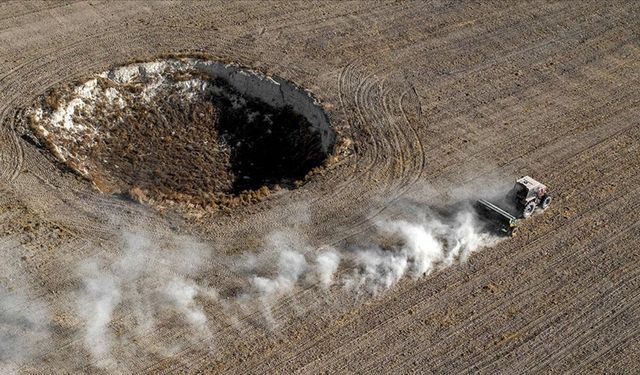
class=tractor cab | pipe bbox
[512,176,547,201]
[508,176,551,217]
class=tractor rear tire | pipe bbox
[523,201,536,218]
[541,194,552,209]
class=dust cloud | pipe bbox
[238,198,500,320]
[0,189,504,369]
[0,242,51,373]
[74,231,216,367]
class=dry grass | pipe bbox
[44,89,62,110]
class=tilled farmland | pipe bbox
[0,1,638,373]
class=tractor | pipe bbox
[474,176,552,236]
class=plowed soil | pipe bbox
[0,1,638,373]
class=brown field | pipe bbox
[0,1,639,373]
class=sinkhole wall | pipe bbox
[191,60,335,152]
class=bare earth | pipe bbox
[0,1,639,373]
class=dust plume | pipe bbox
[343,203,497,295]
[0,287,50,371]
[76,261,121,362]
[237,197,500,324]
[75,231,215,366]
[0,185,506,369]
[311,249,341,290]
[0,241,51,372]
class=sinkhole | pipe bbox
[28,58,336,207]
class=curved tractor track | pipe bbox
[0,1,639,373]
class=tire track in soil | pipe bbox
[520,280,640,374]
[423,42,639,190]
[574,323,640,373]
[464,228,640,373]
[276,128,640,374]
[228,127,636,375]
[0,114,23,182]
[325,62,427,244]
[355,196,640,374]
[416,7,633,137]
[403,129,640,371]
[0,1,86,24]
[380,157,640,373]
[155,8,640,370]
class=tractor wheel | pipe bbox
[541,194,552,209]
[523,201,536,218]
